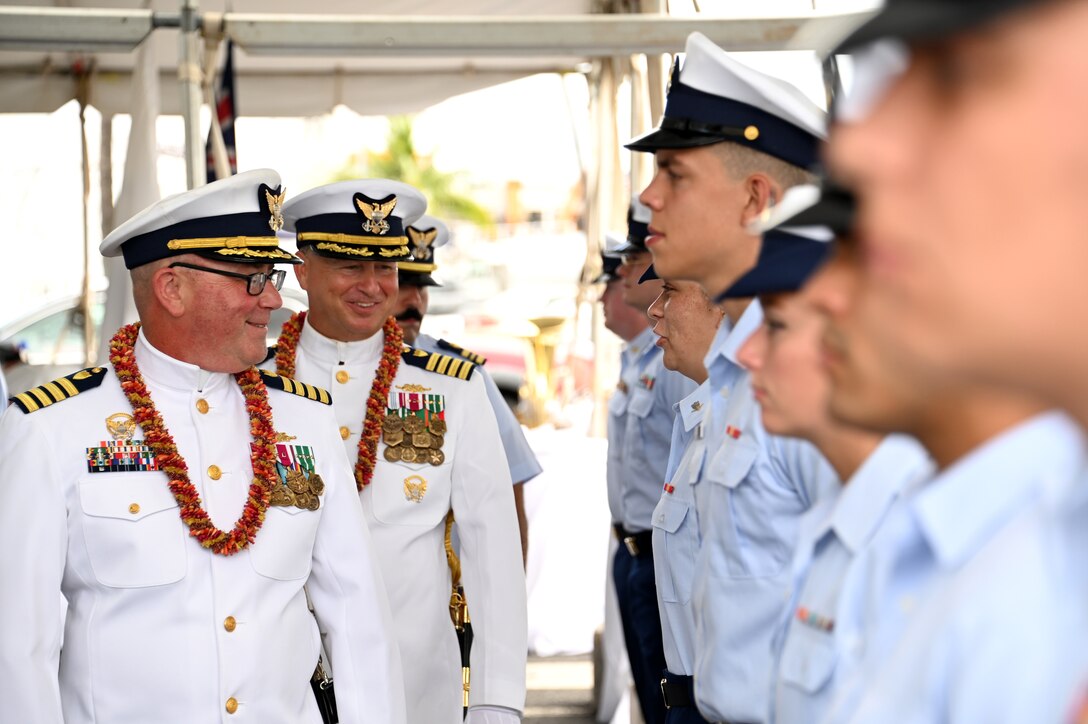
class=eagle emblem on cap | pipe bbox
[356,194,398,235]
[407,226,437,261]
[266,187,287,232]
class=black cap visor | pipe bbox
[625,126,729,153]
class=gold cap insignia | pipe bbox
[407,227,438,260]
[266,187,287,232]
[356,194,397,235]
[106,412,137,442]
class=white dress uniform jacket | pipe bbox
[0,331,405,724]
[280,319,528,724]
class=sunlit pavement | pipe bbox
[524,654,597,723]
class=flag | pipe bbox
[206,39,237,183]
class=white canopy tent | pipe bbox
[0,0,873,371]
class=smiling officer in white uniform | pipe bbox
[0,169,406,724]
[269,179,527,724]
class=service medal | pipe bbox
[286,468,310,494]
[403,416,425,434]
[400,446,419,463]
[430,419,447,435]
[383,428,404,447]
[307,472,326,496]
[427,449,445,466]
[384,446,402,462]
[412,431,432,448]
[382,415,404,433]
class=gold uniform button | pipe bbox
[339,426,351,440]
[128,503,140,515]
[744,125,760,141]
[196,398,210,414]
[225,697,238,714]
[224,616,237,632]
[335,370,350,384]
[208,465,222,481]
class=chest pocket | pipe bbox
[778,626,838,695]
[369,453,453,528]
[707,436,759,490]
[626,389,654,419]
[78,476,186,588]
[249,501,322,581]
[608,391,628,418]
[651,495,698,604]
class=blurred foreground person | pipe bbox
[271,179,527,724]
[0,170,406,723]
[829,1,1088,717]
[802,188,1084,723]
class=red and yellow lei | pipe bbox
[109,323,277,555]
[275,311,402,490]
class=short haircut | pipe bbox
[711,141,819,190]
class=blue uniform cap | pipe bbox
[592,253,623,284]
[717,184,846,301]
[638,264,659,284]
[836,0,1034,52]
[626,32,827,170]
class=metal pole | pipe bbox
[179,0,204,189]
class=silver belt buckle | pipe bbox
[659,677,671,709]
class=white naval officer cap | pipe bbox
[626,32,827,169]
[284,179,427,262]
[100,169,299,269]
[399,214,451,287]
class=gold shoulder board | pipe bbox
[400,346,477,381]
[436,338,488,366]
[259,370,332,405]
[11,366,108,414]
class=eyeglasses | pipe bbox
[169,262,286,296]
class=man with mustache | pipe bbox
[268,180,527,724]
[391,214,541,563]
[626,32,837,723]
[0,170,406,723]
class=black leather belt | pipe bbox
[613,524,653,557]
[659,672,694,709]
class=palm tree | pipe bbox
[331,116,493,228]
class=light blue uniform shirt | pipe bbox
[771,435,933,724]
[693,301,840,724]
[607,327,696,532]
[416,333,542,485]
[824,412,1088,724]
[652,381,711,676]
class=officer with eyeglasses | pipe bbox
[0,169,407,724]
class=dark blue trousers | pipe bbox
[613,536,667,724]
